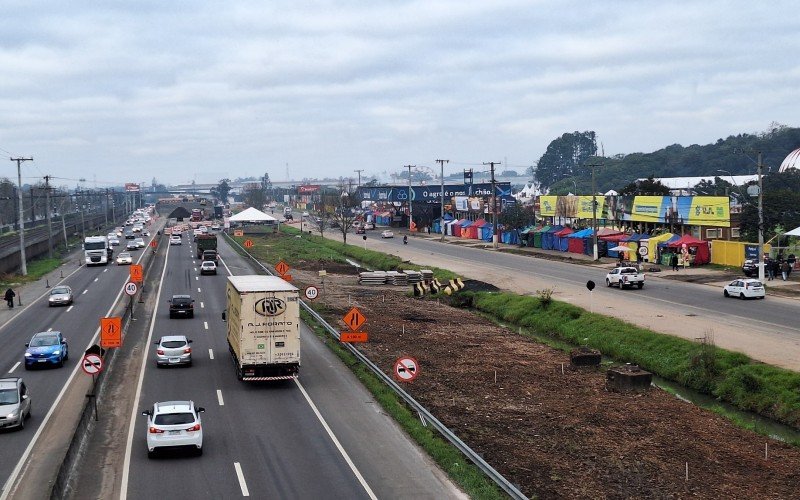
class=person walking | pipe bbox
[772,258,781,281]
[670,253,679,271]
[781,260,791,281]
[765,257,774,281]
[4,288,15,308]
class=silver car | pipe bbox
[134,237,146,248]
[48,285,74,307]
[0,377,32,430]
[142,401,204,457]
[154,335,193,367]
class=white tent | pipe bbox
[784,226,800,237]
[228,207,276,222]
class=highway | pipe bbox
[121,232,464,499]
[0,232,158,495]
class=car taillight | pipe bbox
[186,424,201,432]
[149,427,164,434]
[157,349,164,355]
[184,347,192,354]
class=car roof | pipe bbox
[739,278,762,282]
[32,331,60,337]
[201,261,216,265]
[154,401,193,413]
[159,335,188,342]
[0,377,21,389]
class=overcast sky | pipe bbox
[1,1,797,188]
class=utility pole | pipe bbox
[405,165,415,231]
[77,189,86,240]
[44,175,54,258]
[354,169,363,189]
[586,159,604,260]
[484,161,501,249]
[110,188,116,223]
[11,157,33,275]
[104,188,109,226]
[436,159,449,242]
[757,152,765,282]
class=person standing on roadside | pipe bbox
[772,258,781,281]
[4,288,15,308]
[781,260,791,281]
[670,253,679,271]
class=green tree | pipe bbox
[618,176,671,195]
[739,170,800,242]
[210,179,232,203]
[241,183,265,209]
[534,131,597,188]
[499,203,533,230]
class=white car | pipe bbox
[108,237,120,247]
[210,223,220,231]
[116,252,133,265]
[723,278,765,299]
[154,335,193,367]
[169,235,182,246]
[141,401,205,457]
[134,237,146,248]
[200,261,217,275]
[381,230,394,238]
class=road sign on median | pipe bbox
[124,282,138,296]
[82,354,103,375]
[130,264,143,283]
[100,317,122,348]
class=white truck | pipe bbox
[84,235,111,265]
[605,266,645,289]
[225,275,300,381]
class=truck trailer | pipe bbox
[195,234,218,259]
[225,275,300,381]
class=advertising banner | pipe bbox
[357,183,512,204]
[125,183,140,192]
[539,195,605,218]
[298,185,320,194]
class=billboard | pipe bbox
[298,185,320,194]
[356,183,513,204]
[125,183,140,192]
[539,195,730,227]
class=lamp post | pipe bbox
[718,160,765,282]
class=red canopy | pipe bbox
[667,235,710,264]
[554,227,574,237]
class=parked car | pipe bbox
[154,335,193,367]
[723,278,765,299]
[356,226,366,234]
[605,266,645,289]
[48,285,74,307]
[363,222,375,230]
[0,377,31,430]
[116,252,133,265]
[200,261,217,275]
[24,331,68,369]
[169,235,182,246]
[381,230,394,238]
[742,259,759,277]
[141,401,205,457]
[168,295,195,318]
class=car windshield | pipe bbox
[119,253,130,258]
[154,412,195,425]
[161,340,186,348]
[50,287,69,295]
[0,388,19,405]
[30,336,59,347]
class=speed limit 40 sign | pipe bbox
[304,285,319,300]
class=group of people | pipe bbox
[765,254,796,281]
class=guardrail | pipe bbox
[223,232,528,500]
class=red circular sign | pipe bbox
[81,354,103,375]
[394,356,420,382]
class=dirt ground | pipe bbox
[289,259,800,499]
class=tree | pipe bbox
[739,170,800,242]
[241,183,266,209]
[618,176,671,196]
[499,203,534,230]
[330,179,360,244]
[210,179,231,204]
[534,131,597,188]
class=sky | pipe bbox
[1,1,798,188]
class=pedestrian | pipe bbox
[781,260,791,281]
[772,258,781,281]
[4,288,15,308]
[670,253,679,271]
[788,254,796,277]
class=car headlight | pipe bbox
[53,350,61,355]
[7,410,18,419]
[24,352,31,357]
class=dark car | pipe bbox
[168,295,194,319]
[742,259,758,277]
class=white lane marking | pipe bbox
[94,277,99,282]
[103,269,108,273]
[8,362,20,373]
[194,268,197,272]
[120,235,172,500]
[208,349,214,360]
[294,379,377,499]
[203,321,208,330]
[82,290,88,295]
[66,305,74,312]
[195,276,199,281]
[0,261,136,500]
[216,390,224,406]
[47,327,53,332]
[200,302,204,308]
[233,463,250,497]
[197,287,201,293]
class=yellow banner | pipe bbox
[539,195,605,218]
[688,197,729,227]
[630,196,666,223]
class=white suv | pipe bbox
[142,401,205,457]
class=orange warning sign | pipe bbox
[234,229,244,237]
[130,264,143,283]
[342,307,366,331]
[149,239,157,248]
[340,331,368,343]
[100,317,122,348]
[244,239,253,248]
[275,260,290,276]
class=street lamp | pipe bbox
[717,161,765,281]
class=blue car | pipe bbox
[24,331,69,369]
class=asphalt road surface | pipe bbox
[120,232,464,499]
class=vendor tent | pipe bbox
[533,225,550,248]
[667,235,711,265]
[480,224,494,241]
[541,225,563,250]
[228,207,277,223]
[553,227,574,252]
[785,226,800,237]
[465,219,487,239]
[643,233,675,263]
[567,228,592,254]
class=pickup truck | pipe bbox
[605,266,645,289]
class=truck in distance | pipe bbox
[195,233,218,260]
[84,236,111,265]
[224,275,300,381]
